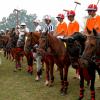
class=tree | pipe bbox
[0,9,57,32]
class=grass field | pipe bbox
[0,52,100,100]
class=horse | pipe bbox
[24,31,55,85]
[24,32,41,75]
[78,29,100,100]
[38,31,71,94]
[4,28,18,60]
[0,35,10,52]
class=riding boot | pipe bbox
[91,90,95,100]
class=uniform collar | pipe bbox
[60,21,64,24]
[70,20,75,23]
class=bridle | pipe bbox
[82,35,100,63]
[40,34,50,52]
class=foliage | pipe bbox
[0,9,57,32]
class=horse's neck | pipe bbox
[48,35,66,55]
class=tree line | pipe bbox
[0,9,57,32]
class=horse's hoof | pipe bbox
[60,91,66,96]
[45,80,49,86]
[48,82,54,87]
[18,68,22,71]
[13,69,18,72]
[35,76,40,81]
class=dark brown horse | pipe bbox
[38,31,71,94]
[5,28,18,60]
[0,35,10,52]
[78,29,100,100]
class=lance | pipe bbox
[97,0,100,5]
[74,1,81,11]
[13,9,20,28]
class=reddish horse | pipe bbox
[24,32,55,85]
[78,29,100,100]
[38,31,71,95]
[24,32,41,74]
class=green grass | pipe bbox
[0,52,100,100]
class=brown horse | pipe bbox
[78,29,100,100]
[38,31,71,95]
[24,32,41,74]
[24,32,55,85]
[0,35,10,52]
[5,28,18,60]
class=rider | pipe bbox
[85,4,100,35]
[43,15,54,35]
[33,19,42,80]
[54,13,67,38]
[33,19,42,32]
[67,10,80,79]
[67,10,79,37]
[17,22,29,48]
[15,22,29,71]
[0,29,5,36]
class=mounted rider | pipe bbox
[0,29,5,36]
[17,22,29,49]
[54,13,67,38]
[14,22,29,71]
[33,19,43,80]
[67,10,79,37]
[33,19,42,32]
[85,4,100,35]
[43,15,54,35]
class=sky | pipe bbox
[0,0,100,30]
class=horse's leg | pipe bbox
[63,65,69,94]
[49,61,54,86]
[90,71,96,100]
[78,68,84,100]
[14,55,21,72]
[59,67,64,95]
[16,54,22,70]
[35,55,42,81]
[45,62,50,86]
[26,52,33,75]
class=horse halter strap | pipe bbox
[84,35,100,61]
[41,35,49,51]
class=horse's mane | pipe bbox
[72,32,87,42]
[41,32,66,56]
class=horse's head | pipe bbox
[66,32,87,68]
[39,30,49,52]
[82,28,100,61]
[24,32,40,53]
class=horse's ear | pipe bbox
[86,27,91,34]
[93,28,97,36]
